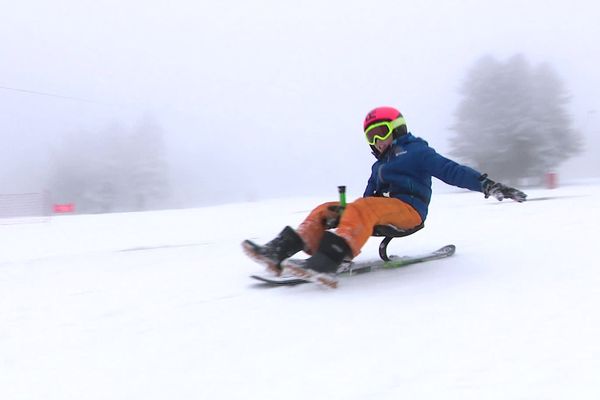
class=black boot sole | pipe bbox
[282,259,338,289]
[241,240,283,276]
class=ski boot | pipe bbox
[242,226,304,275]
[283,231,352,288]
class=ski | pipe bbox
[249,274,308,286]
[250,244,456,287]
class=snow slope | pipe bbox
[1,183,599,400]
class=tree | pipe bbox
[450,54,582,183]
[126,117,170,210]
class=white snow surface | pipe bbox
[2,183,600,400]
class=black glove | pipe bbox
[324,205,345,229]
[480,174,527,202]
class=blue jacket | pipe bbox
[363,133,483,221]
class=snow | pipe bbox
[1,183,600,400]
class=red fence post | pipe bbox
[545,172,558,189]
[53,203,75,213]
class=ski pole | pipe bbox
[325,186,347,229]
[338,185,347,210]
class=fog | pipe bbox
[1,0,599,208]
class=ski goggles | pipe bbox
[364,117,405,145]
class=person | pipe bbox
[242,106,527,286]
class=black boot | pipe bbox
[305,231,353,273]
[283,232,352,288]
[242,226,304,275]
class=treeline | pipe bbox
[48,117,170,214]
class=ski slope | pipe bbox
[1,182,599,400]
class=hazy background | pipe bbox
[1,0,599,208]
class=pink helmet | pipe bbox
[363,106,405,130]
[363,107,408,158]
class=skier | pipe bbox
[243,106,527,286]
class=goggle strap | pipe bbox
[391,117,406,129]
[365,117,406,133]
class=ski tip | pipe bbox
[441,244,456,255]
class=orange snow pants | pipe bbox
[296,197,422,258]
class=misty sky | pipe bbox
[1,0,599,205]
